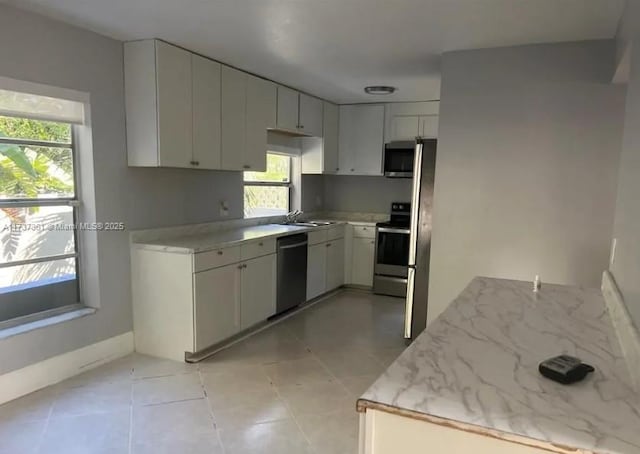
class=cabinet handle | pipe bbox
[243,264,247,269]
[217,251,223,255]
[350,168,355,172]
[326,243,331,247]
[237,265,243,269]
[336,167,339,171]
[243,164,251,169]
[258,242,263,246]
[362,227,367,231]
[370,240,375,244]
[299,124,304,129]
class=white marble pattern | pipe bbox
[359,277,640,454]
[602,271,640,392]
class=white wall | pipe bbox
[0,4,244,374]
[323,175,412,213]
[428,40,626,323]
[611,0,640,330]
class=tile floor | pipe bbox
[0,290,406,454]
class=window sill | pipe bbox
[0,305,96,341]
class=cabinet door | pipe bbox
[156,41,192,168]
[420,115,439,138]
[325,238,345,291]
[241,254,277,329]
[299,93,323,137]
[390,116,420,141]
[323,101,339,173]
[352,237,375,287]
[245,75,276,172]
[338,104,384,175]
[221,65,247,170]
[193,263,241,351]
[276,86,299,131]
[192,55,221,169]
[307,243,327,300]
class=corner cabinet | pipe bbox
[301,101,339,174]
[338,104,385,175]
[131,239,277,362]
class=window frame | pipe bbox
[243,153,293,218]
[0,121,81,308]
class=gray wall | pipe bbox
[428,40,626,323]
[323,175,412,213]
[0,4,244,374]
[611,0,640,330]
[301,175,325,213]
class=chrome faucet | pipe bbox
[285,210,304,224]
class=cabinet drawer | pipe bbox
[307,229,329,245]
[193,246,240,272]
[327,225,345,240]
[240,238,276,260]
[353,225,375,239]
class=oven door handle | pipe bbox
[377,227,410,234]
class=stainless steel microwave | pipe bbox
[383,141,415,178]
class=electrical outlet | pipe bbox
[610,238,617,267]
[219,200,229,217]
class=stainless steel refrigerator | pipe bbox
[404,138,437,341]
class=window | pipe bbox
[244,153,291,218]
[0,114,80,323]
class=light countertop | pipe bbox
[131,221,362,254]
[357,277,640,454]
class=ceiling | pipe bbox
[3,0,625,103]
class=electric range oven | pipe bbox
[373,202,411,297]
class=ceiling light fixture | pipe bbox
[364,86,396,95]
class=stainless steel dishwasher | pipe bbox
[276,233,308,315]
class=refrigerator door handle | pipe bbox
[404,267,416,339]
[408,140,423,267]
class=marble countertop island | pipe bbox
[358,277,640,454]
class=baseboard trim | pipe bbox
[602,271,640,391]
[0,331,134,405]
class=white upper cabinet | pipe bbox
[220,65,246,171]
[299,93,323,137]
[323,101,339,173]
[301,100,339,174]
[276,86,324,137]
[156,41,193,168]
[385,101,440,141]
[125,40,196,168]
[420,115,439,138]
[338,104,385,175]
[221,67,276,171]
[276,86,300,131]
[192,54,221,169]
[245,75,277,171]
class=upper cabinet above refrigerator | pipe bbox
[385,101,440,141]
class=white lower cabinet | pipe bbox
[306,226,345,300]
[241,254,277,329]
[326,238,345,291]
[307,243,327,300]
[132,244,277,362]
[194,263,241,351]
[352,237,375,287]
